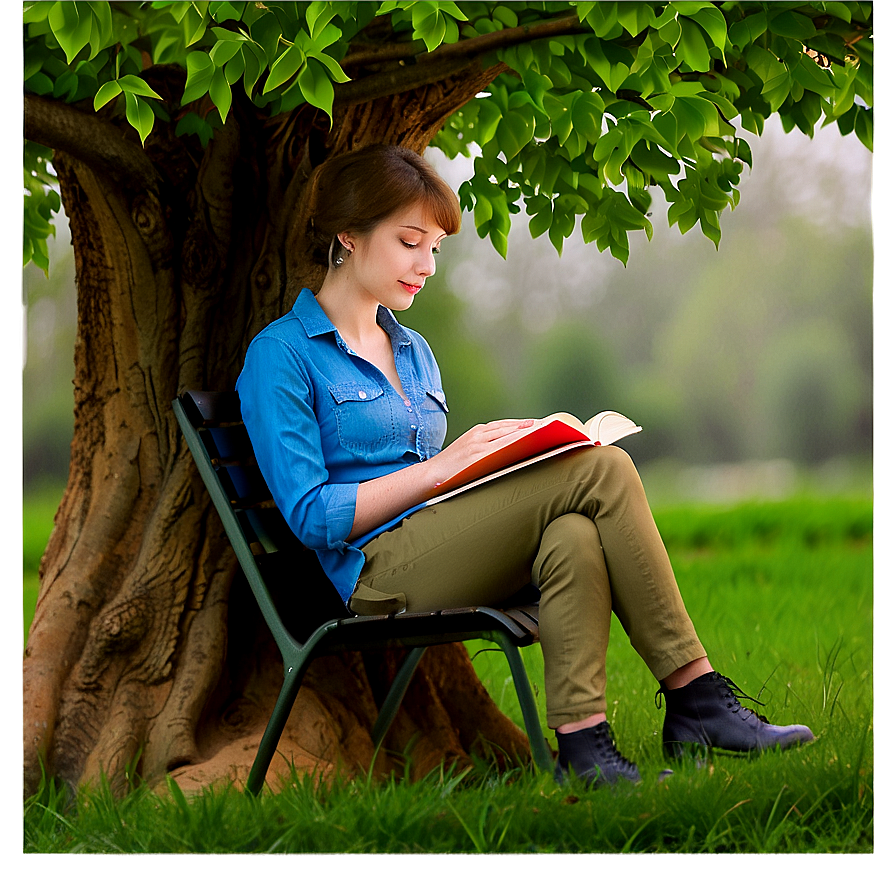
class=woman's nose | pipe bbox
[418,251,436,277]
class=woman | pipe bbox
[236,144,814,786]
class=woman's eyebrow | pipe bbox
[401,224,447,237]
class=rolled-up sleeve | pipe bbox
[237,335,357,551]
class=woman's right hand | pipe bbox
[350,418,535,541]
[426,418,536,487]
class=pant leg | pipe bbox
[534,514,613,724]
[352,446,706,726]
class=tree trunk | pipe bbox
[23,65,532,797]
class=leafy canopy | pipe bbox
[24,1,872,269]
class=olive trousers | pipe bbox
[350,446,707,728]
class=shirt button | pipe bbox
[411,425,417,431]
[358,390,367,399]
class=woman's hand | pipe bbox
[349,418,535,541]
[426,419,535,486]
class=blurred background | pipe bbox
[23,117,872,508]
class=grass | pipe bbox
[23,493,873,854]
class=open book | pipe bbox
[428,410,642,503]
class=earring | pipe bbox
[329,236,352,268]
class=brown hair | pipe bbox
[306,144,461,268]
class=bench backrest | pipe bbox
[174,390,350,651]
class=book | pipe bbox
[428,410,642,503]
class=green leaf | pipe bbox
[822,2,858,23]
[86,0,113,57]
[24,71,54,95]
[473,193,492,232]
[571,91,605,142]
[182,52,215,104]
[792,54,836,97]
[48,1,92,63]
[311,51,351,84]
[762,70,793,113]
[209,67,233,121]
[210,38,243,67]
[224,51,245,85]
[264,43,304,93]
[474,99,503,145]
[24,3,52,25]
[658,17,681,48]
[297,57,335,119]
[93,79,122,110]
[184,3,210,46]
[854,107,872,151]
[250,11,285,65]
[580,2,625,40]
[175,110,216,145]
[617,2,652,37]
[209,2,245,23]
[630,141,680,179]
[116,74,163,100]
[677,18,711,72]
[241,42,266,96]
[493,6,518,29]
[435,1,467,22]
[685,5,728,52]
[670,2,714,14]
[496,109,535,160]
[125,91,155,144]
[698,90,739,122]
[672,95,718,141]
[584,38,631,92]
[306,1,338,39]
[768,10,817,41]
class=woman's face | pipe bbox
[340,203,447,312]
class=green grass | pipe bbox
[23,484,62,644]
[23,493,873,853]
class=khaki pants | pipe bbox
[350,446,706,728]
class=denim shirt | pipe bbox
[236,288,449,602]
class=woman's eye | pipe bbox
[401,240,417,249]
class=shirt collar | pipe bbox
[292,287,412,348]
[293,288,337,338]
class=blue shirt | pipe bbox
[236,288,449,602]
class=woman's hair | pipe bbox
[306,144,462,268]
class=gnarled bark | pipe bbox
[23,64,533,797]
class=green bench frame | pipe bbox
[173,390,552,794]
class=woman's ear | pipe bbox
[337,232,355,253]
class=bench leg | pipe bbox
[493,632,554,773]
[371,646,428,751]
[245,658,309,796]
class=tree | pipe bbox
[23,1,873,796]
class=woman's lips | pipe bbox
[399,281,422,295]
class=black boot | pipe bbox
[658,671,815,759]
[555,721,641,786]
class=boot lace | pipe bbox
[595,723,639,776]
[712,673,771,722]
[654,672,770,723]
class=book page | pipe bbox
[585,411,642,445]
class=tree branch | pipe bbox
[337,13,587,107]
[425,13,587,64]
[24,93,160,193]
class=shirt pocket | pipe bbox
[328,383,395,457]
[420,388,449,454]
